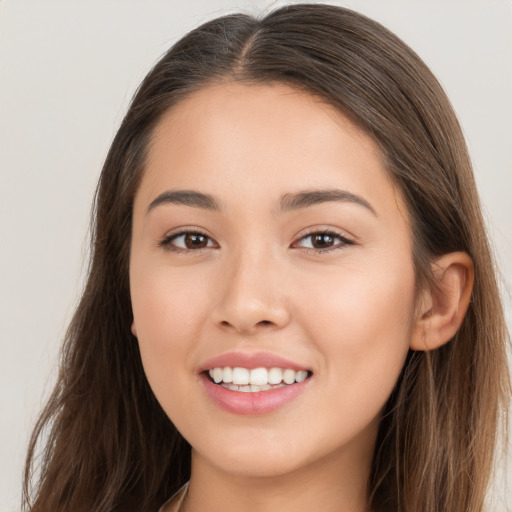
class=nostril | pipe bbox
[219,319,272,328]
[216,312,287,333]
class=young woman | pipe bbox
[23,4,510,512]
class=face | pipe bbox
[130,82,418,480]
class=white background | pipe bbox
[1,1,511,510]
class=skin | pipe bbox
[129,82,472,512]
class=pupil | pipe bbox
[186,234,207,248]
[313,234,333,248]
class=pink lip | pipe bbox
[198,351,312,415]
[198,351,309,373]
[200,374,311,415]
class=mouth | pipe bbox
[205,366,312,393]
[198,352,313,414]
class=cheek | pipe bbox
[129,260,212,409]
[130,268,215,438]
[131,264,209,348]
[297,256,416,404]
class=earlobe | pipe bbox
[131,321,138,337]
[410,252,474,351]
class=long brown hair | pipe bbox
[23,4,509,511]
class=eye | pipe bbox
[293,230,353,253]
[160,230,218,252]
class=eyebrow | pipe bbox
[279,188,377,216]
[147,190,222,213]
[146,188,376,216]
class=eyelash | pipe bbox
[292,229,354,253]
[159,229,217,253]
[159,229,354,254]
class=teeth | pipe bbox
[212,367,223,384]
[232,367,250,385]
[249,367,268,385]
[268,367,283,384]
[222,367,233,383]
[221,383,285,392]
[283,369,295,384]
[208,366,310,389]
[295,370,308,383]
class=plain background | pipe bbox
[1,1,511,510]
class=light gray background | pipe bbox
[1,1,511,510]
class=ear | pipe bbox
[131,321,138,337]
[410,252,474,351]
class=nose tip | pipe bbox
[212,260,291,335]
[217,307,289,335]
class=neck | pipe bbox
[183,433,375,512]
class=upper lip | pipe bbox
[198,351,310,374]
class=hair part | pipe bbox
[24,4,509,512]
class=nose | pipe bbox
[211,249,291,335]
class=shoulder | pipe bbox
[158,482,189,512]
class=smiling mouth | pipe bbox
[205,366,312,392]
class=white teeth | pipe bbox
[295,370,308,383]
[283,369,296,385]
[268,367,283,384]
[232,367,250,385]
[221,383,283,392]
[249,367,268,385]
[208,365,310,390]
[222,367,233,383]
[213,367,223,384]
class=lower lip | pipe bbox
[200,374,310,415]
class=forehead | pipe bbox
[138,81,407,223]
[149,82,379,163]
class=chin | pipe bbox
[196,447,312,479]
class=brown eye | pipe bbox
[294,231,353,252]
[160,231,217,252]
[310,233,336,249]
[183,233,209,249]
